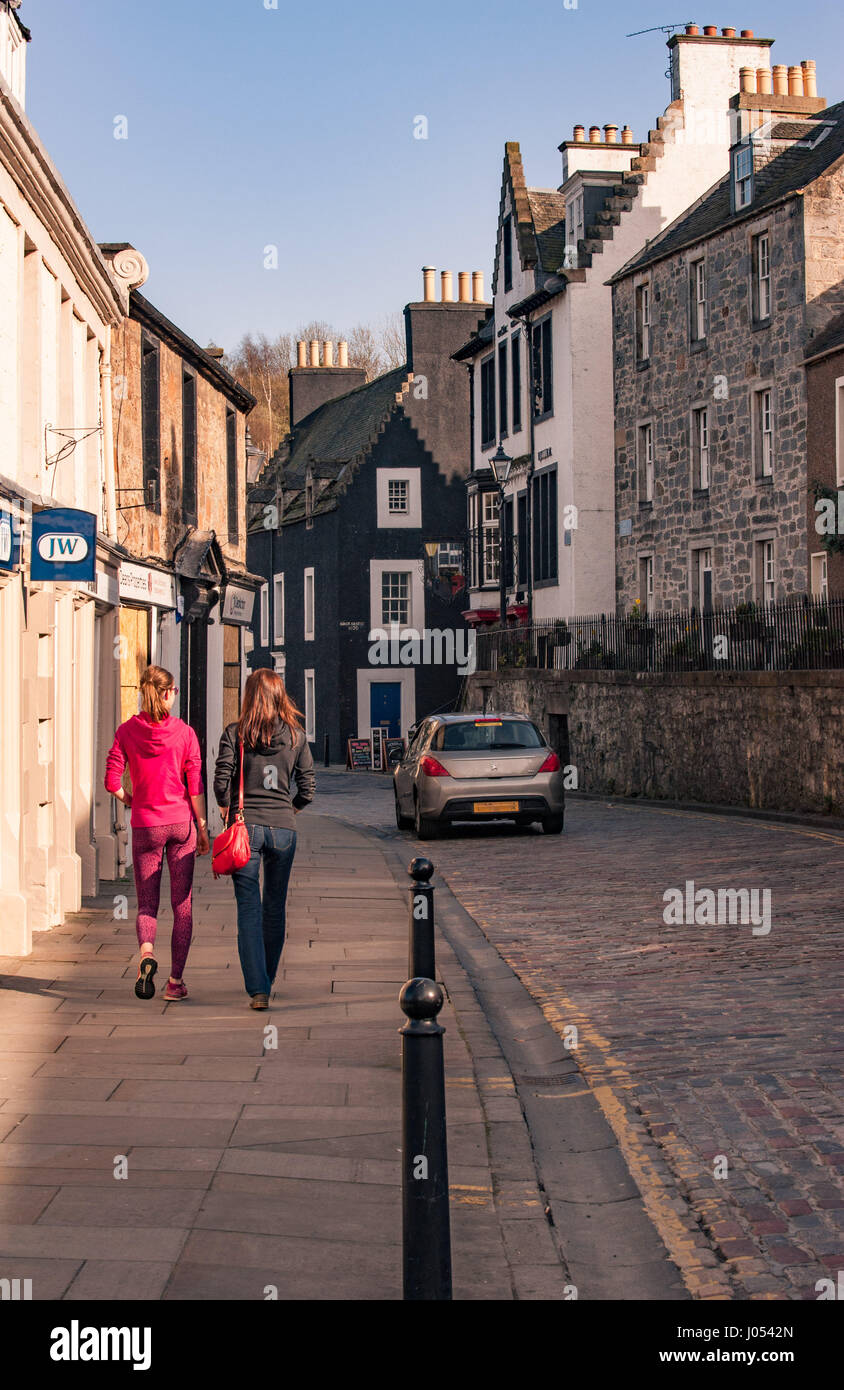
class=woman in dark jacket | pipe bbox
[213,668,315,1009]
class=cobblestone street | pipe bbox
[318,768,844,1300]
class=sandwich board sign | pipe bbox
[30,508,96,583]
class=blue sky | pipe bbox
[22,0,842,350]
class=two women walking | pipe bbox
[105,665,314,1008]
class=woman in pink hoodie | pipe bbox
[105,665,210,1001]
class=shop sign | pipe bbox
[221,584,255,625]
[119,561,177,608]
[0,508,21,571]
[30,508,96,583]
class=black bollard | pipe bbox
[323,733,330,767]
[399,977,452,1300]
[407,857,435,981]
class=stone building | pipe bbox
[455,24,793,626]
[0,4,129,955]
[108,283,257,836]
[805,313,844,597]
[246,270,487,758]
[610,81,843,612]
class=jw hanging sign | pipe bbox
[30,507,96,583]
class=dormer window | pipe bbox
[733,144,753,209]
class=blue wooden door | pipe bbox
[370,682,401,737]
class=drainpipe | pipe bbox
[101,326,117,540]
[508,308,535,626]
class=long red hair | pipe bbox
[238,668,303,748]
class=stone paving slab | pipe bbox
[0,812,562,1301]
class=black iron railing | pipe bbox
[474,597,844,673]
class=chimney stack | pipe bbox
[802,60,817,97]
[472,271,484,303]
[296,340,307,368]
[309,340,320,367]
[422,265,436,302]
[458,271,471,302]
[603,123,618,143]
[323,340,334,367]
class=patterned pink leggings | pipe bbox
[132,821,197,980]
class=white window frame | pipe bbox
[638,422,654,502]
[755,387,774,477]
[369,558,424,635]
[639,554,654,615]
[381,570,411,627]
[272,572,285,646]
[567,190,583,255]
[691,545,713,611]
[376,468,422,528]
[755,232,771,320]
[259,582,269,647]
[304,566,314,641]
[756,538,775,604]
[636,282,651,362]
[734,144,753,209]
[304,668,315,742]
[811,551,828,599]
[481,489,500,585]
[693,406,710,490]
[692,259,706,341]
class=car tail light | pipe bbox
[538,751,561,772]
[420,755,450,778]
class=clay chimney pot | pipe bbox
[722,27,736,37]
[588,125,601,143]
[740,29,754,37]
[337,340,349,368]
[685,24,699,35]
[296,340,306,368]
[603,123,618,143]
[323,340,334,367]
[772,64,788,95]
[309,340,319,368]
[572,124,585,142]
[739,66,756,94]
[422,265,436,303]
[703,26,718,36]
[756,67,772,94]
[802,60,817,98]
[788,64,804,96]
[457,271,471,303]
[440,270,454,302]
[472,270,484,303]
[621,124,634,145]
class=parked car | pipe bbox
[394,712,564,838]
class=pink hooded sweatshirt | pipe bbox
[105,713,203,828]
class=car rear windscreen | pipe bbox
[436,720,544,751]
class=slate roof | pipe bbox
[612,101,844,283]
[805,310,844,363]
[451,310,494,362]
[255,366,409,525]
[526,190,569,273]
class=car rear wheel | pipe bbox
[542,814,564,834]
[394,790,412,831]
[413,795,439,840]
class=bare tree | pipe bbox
[378,310,406,370]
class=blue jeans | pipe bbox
[231,824,297,997]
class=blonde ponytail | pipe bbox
[139,665,174,723]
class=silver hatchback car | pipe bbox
[393,712,565,839]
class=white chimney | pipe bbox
[337,340,349,367]
[309,340,319,367]
[296,340,307,368]
[422,266,436,302]
[472,271,484,303]
[323,340,334,366]
[441,270,454,302]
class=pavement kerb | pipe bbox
[337,814,693,1302]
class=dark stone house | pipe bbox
[246,272,488,759]
[610,89,844,613]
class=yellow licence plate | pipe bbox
[474,801,519,814]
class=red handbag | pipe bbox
[212,741,251,878]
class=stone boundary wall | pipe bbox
[463,669,844,815]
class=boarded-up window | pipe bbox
[119,605,150,727]
[222,623,241,729]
